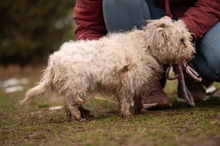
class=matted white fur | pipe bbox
[20,16,195,121]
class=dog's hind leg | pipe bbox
[64,94,86,122]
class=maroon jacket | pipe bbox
[74,0,220,40]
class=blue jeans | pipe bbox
[103,0,220,82]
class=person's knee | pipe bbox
[103,0,152,32]
[195,23,220,82]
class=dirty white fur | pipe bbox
[20,17,195,121]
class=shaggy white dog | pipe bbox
[20,16,195,121]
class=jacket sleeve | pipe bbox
[73,0,107,40]
[180,0,220,40]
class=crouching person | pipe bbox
[73,0,220,108]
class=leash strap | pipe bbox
[165,63,202,107]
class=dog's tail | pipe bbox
[19,64,53,105]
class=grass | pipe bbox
[0,65,220,146]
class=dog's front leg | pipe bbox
[118,93,134,118]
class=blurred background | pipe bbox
[0,0,76,66]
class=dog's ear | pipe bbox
[147,16,171,28]
[157,23,166,28]
[151,28,168,48]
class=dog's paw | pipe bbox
[120,112,133,118]
[66,114,84,122]
[64,105,84,122]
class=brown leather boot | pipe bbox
[143,77,172,110]
[177,72,212,102]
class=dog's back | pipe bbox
[20,27,163,104]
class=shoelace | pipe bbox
[165,63,202,107]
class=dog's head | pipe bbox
[144,16,195,64]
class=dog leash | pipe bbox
[165,63,202,107]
